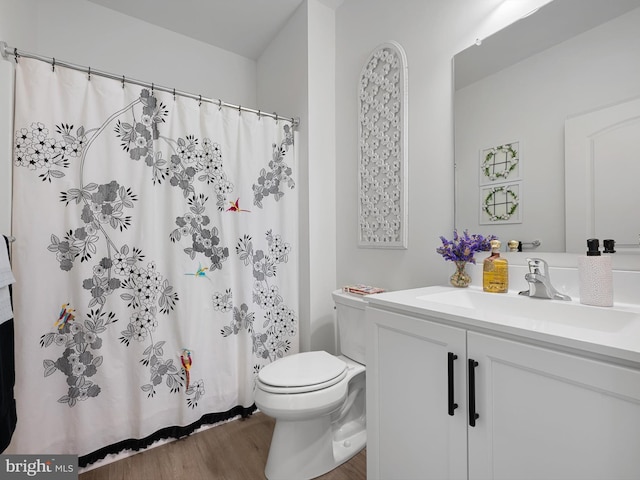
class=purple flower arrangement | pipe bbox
[436,230,496,264]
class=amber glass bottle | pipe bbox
[483,239,508,293]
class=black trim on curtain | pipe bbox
[79,403,257,468]
[0,235,17,452]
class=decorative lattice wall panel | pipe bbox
[358,41,408,248]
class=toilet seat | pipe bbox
[257,351,348,394]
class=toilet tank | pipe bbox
[332,289,368,365]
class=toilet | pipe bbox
[255,289,367,480]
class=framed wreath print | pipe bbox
[479,141,520,185]
[479,183,522,224]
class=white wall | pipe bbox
[334,0,551,291]
[455,7,640,252]
[0,60,12,235]
[0,0,257,104]
[0,0,257,236]
[257,0,338,353]
[306,0,338,352]
[257,2,312,351]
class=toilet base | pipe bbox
[264,415,365,480]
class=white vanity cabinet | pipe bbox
[468,331,640,480]
[366,307,468,479]
[366,303,640,480]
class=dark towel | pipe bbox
[0,235,16,452]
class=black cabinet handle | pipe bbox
[447,352,458,416]
[468,359,479,427]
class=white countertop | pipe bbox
[365,285,640,366]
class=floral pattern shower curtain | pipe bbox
[8,58,298,465]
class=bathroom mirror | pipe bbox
[453,0,640,254]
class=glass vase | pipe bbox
[450,261,471,288]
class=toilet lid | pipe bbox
[258,351,347,391]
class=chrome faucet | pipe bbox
[518,258,571,301]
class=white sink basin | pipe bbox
[417,288,638,333]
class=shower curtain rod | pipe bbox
[0,41,300,129]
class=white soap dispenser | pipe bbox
[578,238,613,307]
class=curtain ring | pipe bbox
[274,113,279,124]
[13,47,18,63]
[151,83,154,95]
[51,57,55,72]
[87,67,91,81]
[258,110,261,120]
[238,105,241,115]
[198,95,202,107]
[173,88,176,101]
[218,99,222,111]
[122,75,125,89]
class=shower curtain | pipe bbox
[8,58,298,465]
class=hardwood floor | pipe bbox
[79,412,366,480]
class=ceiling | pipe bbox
[86,0,308,60]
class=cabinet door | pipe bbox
[366,307,467,480]
[467,331,640,480]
